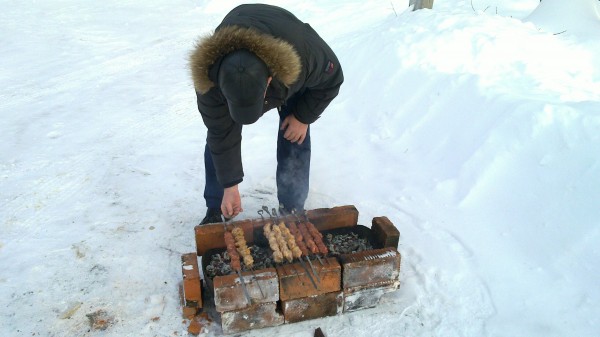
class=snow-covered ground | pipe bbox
[1,0,599,336]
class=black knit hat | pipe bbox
[218,49,269,125]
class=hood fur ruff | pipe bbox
[190,25,302,94]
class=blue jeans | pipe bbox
[204,105,311,211]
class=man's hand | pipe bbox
[280,114,308,144]
[221,185,242,219]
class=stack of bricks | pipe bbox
[214,268,282,334]
[278,257,343,323]
[181,205,401,335]
[341,247,401,312]
[181,253,203,319]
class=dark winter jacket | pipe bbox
[190,4,344,188]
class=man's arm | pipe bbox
[290,46,344,124]
[197,89,245,219]
[196,89,244,188]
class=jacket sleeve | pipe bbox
[196,88,244,188]
[289,27,344,124]
[293,65,343,124]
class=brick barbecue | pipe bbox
[180,205,401,335]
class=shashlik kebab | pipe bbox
[278,221,303,259]
[304,221,329,255]
[226,214,328,268]
[297,222,328,255]
[224,227,261,302]
[232,227,254,268]
[224,231,241,271]
[263,222,284,263]
[287,222,309,256]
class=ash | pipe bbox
[325,232,373,255]
[205,245,274,279]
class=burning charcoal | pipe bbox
[205,244,277,279]
[245,245,275,271]
[324,231,373,255]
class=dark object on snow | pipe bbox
[314,327,326,337]
[200,208,223,225]
[410,0,434,10]
[86,309,114,331]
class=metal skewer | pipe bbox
[226,216,261,302]
[305,255,321,283]
[290,262,304,284]
[262,206,272,218]
[236,269,253,305]
[250,267,265,299]
[235,224,265,300]
[298,258,318,289]
[272,208,285,230]
[315,254,325,266]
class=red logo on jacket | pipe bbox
[324,60,335,74]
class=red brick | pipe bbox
[371,216,400,248]
[181,253,202,312]
[343,281,400,312]
[194,219,257,256]
[182,306,197,320]
[339,247,401,289]
[277,257,341,301]
[178,282,197,319]
[282,291,343,323]
[307,205,359,230]
[213,268,278,312]
[221,302,284,334]
[187,316,205,335]
[292,205,359,231]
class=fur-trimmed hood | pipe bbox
[190,25,302,94]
